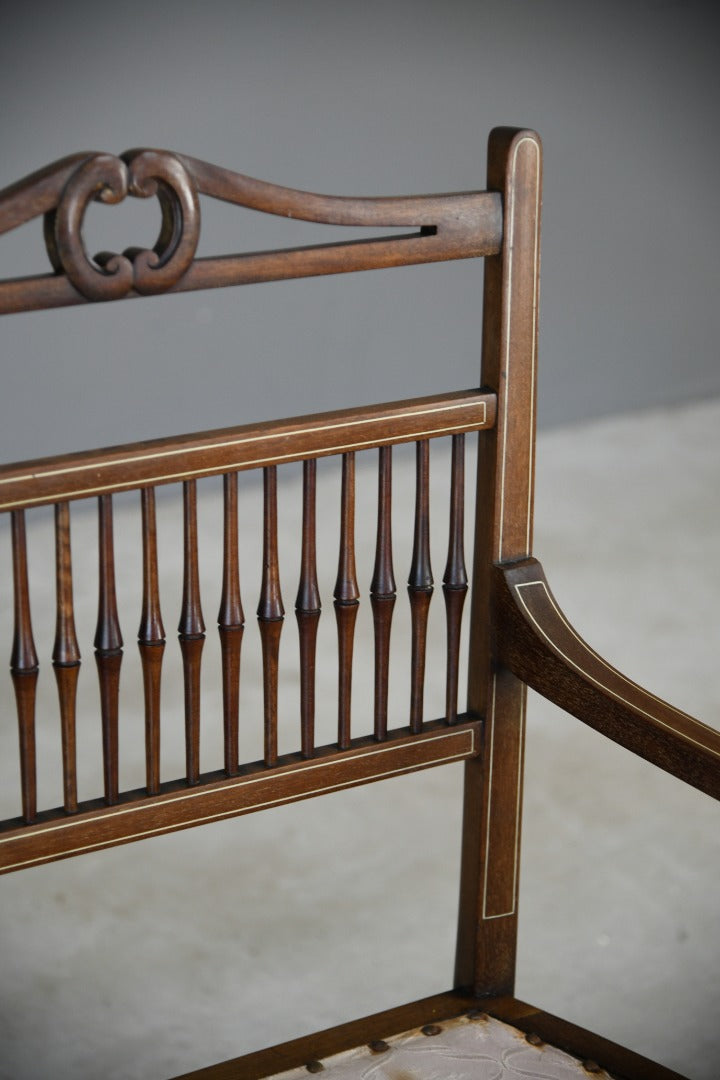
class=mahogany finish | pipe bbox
[138,486,165,795]
[52,501,81,813]
[0,389,494,511]
[95,494,123,805]
[0,128,715,1080]
[443,433,468,724]
[258,466,284,768]
[10,510,39,823]
[0,720,480,875]
[178,480,205,785]
[296,459,321,758]
[370,446,396,741]
[218,472,244,776]
[334,453,359,750]
[0,149,502,316]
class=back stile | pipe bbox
[257,466,284,767]
[52,502,81,813]
[442,434,468,724]
[334,452,359,750]
[408,440,433,733]
[296,459,321,758]
[178,479,206,785]
[138,487,165,795]
[94,494,123,805]
[370,446,396,741]
[218,473,244,777]
[455,128,542,998]
[10,510,39,822]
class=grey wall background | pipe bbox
[0,0,719,463]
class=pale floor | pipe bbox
[0,399,718,1080]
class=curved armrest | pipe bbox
[493,557,720,800]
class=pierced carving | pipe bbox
[0,147,503,315]
[44,150,200,301]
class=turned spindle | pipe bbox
[370,446,396,741]
[52,502,81,813]
[138,487,165,795]
[10,510,39,823]
[296,460,321,758]
[408,440,433,733]
[218,472,244,777]
[334,453,359,750]
[94,494,123,804]
[442,434,468,723]
[257,466,284,767]
[178,480,205,785]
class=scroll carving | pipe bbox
[0,147,503,315]
[43,150,200,301]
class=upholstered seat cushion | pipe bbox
[271,1011,607,1079]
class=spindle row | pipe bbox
[6,437,468,824]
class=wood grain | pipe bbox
[179,480,206,785]
[495,558,720,801]
[408,440,433,733]
[370,446,396,741]
[10,510,38,822]
[334,453,359,750]
[0,390,494,512]
[138,487,165,795]
[257,466,284,767]
[94,495,123,804]
[456,128,542,997]
[218,472,244,777]
[0,719,479,876]
[0,145,502,315]
[52,502,81,814]
[443,434,468,724]
[296,460,321,758]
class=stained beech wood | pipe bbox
[296,460,321,757]
[408,440,433,732]
[138,487,165,795]
[11,510,39,822]
[218,473,244,776]
[456,128,542,998]
[334,453,359,750]
[0,390,494,512]
[0,718,479,876]
[443,434,468,724]
[52,502,80,814]
[370,447,396,741]
[94,495,123,804]
[179,480,205,785]
[495,558,720,801]
[258,467,284,767]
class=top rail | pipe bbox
[0,148,502,315]
[0,388,495,511]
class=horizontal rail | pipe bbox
[0,389,495,511]
[0,147,502,314]
[0,225,499,316]
[0,717,480,874]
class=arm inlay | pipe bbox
[494,558,720,801]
